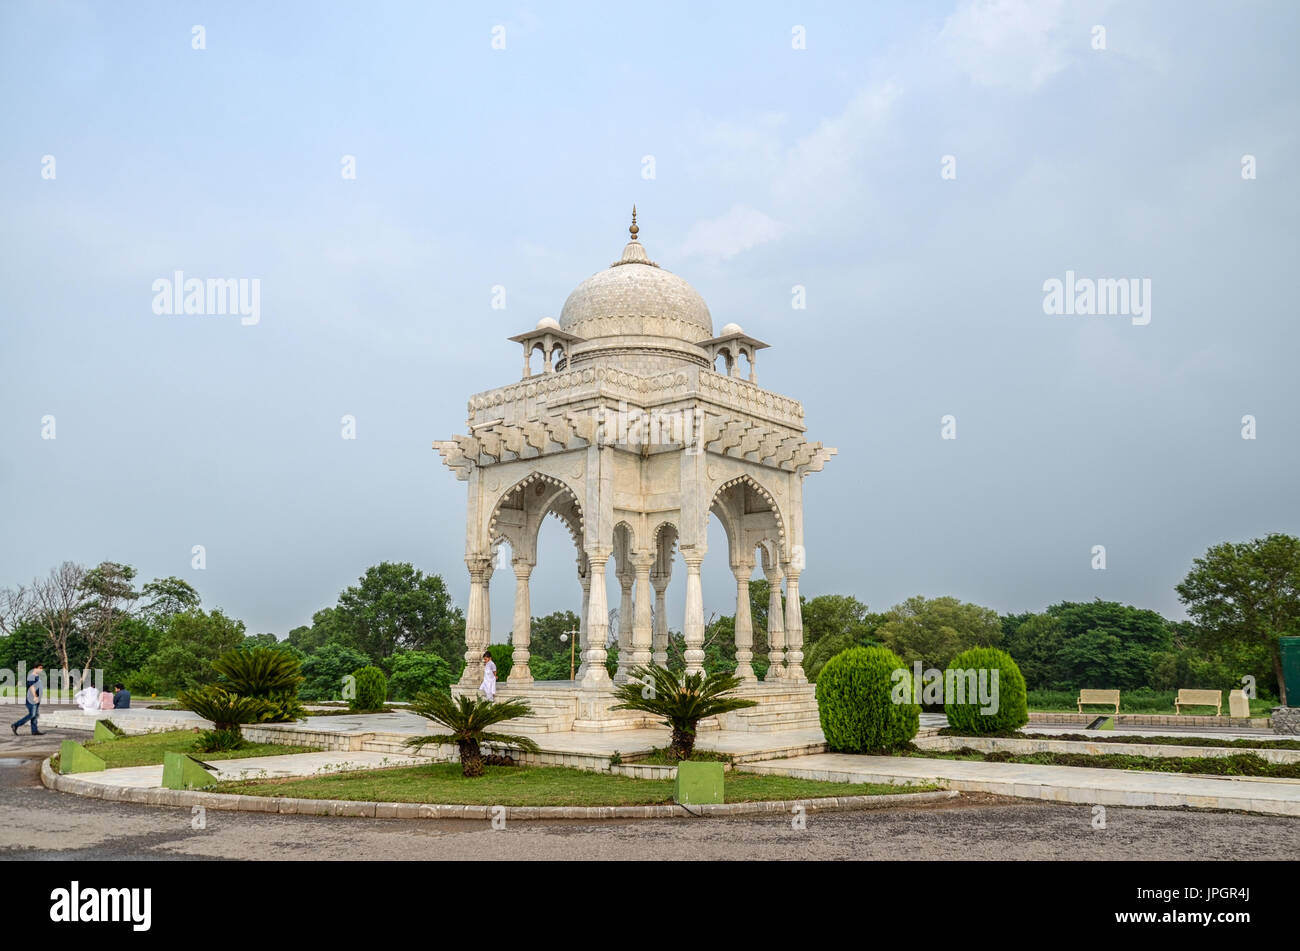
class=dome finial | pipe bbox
[629,205,639,241]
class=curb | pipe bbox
[40,757,957,820]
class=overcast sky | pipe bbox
[2,1,1296,641]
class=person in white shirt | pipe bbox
[479,650,497,701]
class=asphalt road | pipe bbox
[2,725,1298,860]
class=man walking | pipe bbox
[11,663,46,735]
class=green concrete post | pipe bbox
[161,751,217,790]
[675,761,724,805]
[58,740,107,774]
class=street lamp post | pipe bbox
[560,627,580,681]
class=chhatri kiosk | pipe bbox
[434,211,835,733]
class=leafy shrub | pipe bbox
[388,651,455,701]
[177,685,271,732]
[815,646,918,753]
[212,646,305,722]
[299,644,372,701]
[194,727,245,752]
[349,665,388,711]
[944,647,1028,735]
[486,643,513,682]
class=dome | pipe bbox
[559,216,713,345]
[720,322,743,336]
[535,317,561,331]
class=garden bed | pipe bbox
[79,729,322,768]
[213,762,938,807]
[908,745,1300,779]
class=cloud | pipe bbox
[678,80,901,259]
[677,204,781,260]
[938,0,1081,91]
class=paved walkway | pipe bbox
[739,753,1300,817]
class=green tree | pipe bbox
[524,610,581,668]
[1003,613,1069,689]
[0,618,57,673]
[877,595,1001,671]
[334,562,465,666]
[138,576,200,623]
[1048,600,1172,690]
[137,609,246,694]
[801,595,875,652]
[388,650,455,700]
[1177,534,1300,705]
[299,643,372,701]
[102,615,161,688]
[79,561,139,673]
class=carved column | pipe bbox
[614,567,634,684]
[575,569,591,681]
[580,549,612,689]
[683,548,706,675]
[629,552,655,674]
[508,560,533,684]
[651,571,670,667]
[733,560,757,682]
[764,561,785,681]
[783,564,805,682]
[459,555,493,688]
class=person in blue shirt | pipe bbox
[11,663,46,735]
[112,684,131,709]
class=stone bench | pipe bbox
[1175,689,1222,716]
[1076,689,1120,713]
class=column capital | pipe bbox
[630,550,656,572]
[681,546,706,569]
[731,559,755,579]
[511,559,535,579]
[466,554,494,580]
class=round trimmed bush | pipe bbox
[349,665,388,712]
[943,647,1028,735]
[815,646,919,753]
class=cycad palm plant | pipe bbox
[212,647,306,722]
[612,665,757,762]
[405,691,541,777]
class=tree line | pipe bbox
[1,533,1296,704]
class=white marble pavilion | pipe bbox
[434,210,835,732]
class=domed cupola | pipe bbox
[556,209,715,372]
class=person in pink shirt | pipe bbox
[99,688,114,710]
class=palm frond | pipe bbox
[612,664,757,728]
[478,731,542,753]
[403,733,460,750]
[407,690,535,742]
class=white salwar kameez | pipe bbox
[479,659,497,700]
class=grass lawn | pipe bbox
[215,762,936,806]
[910,747,1300,779]
[83,729,322,768]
